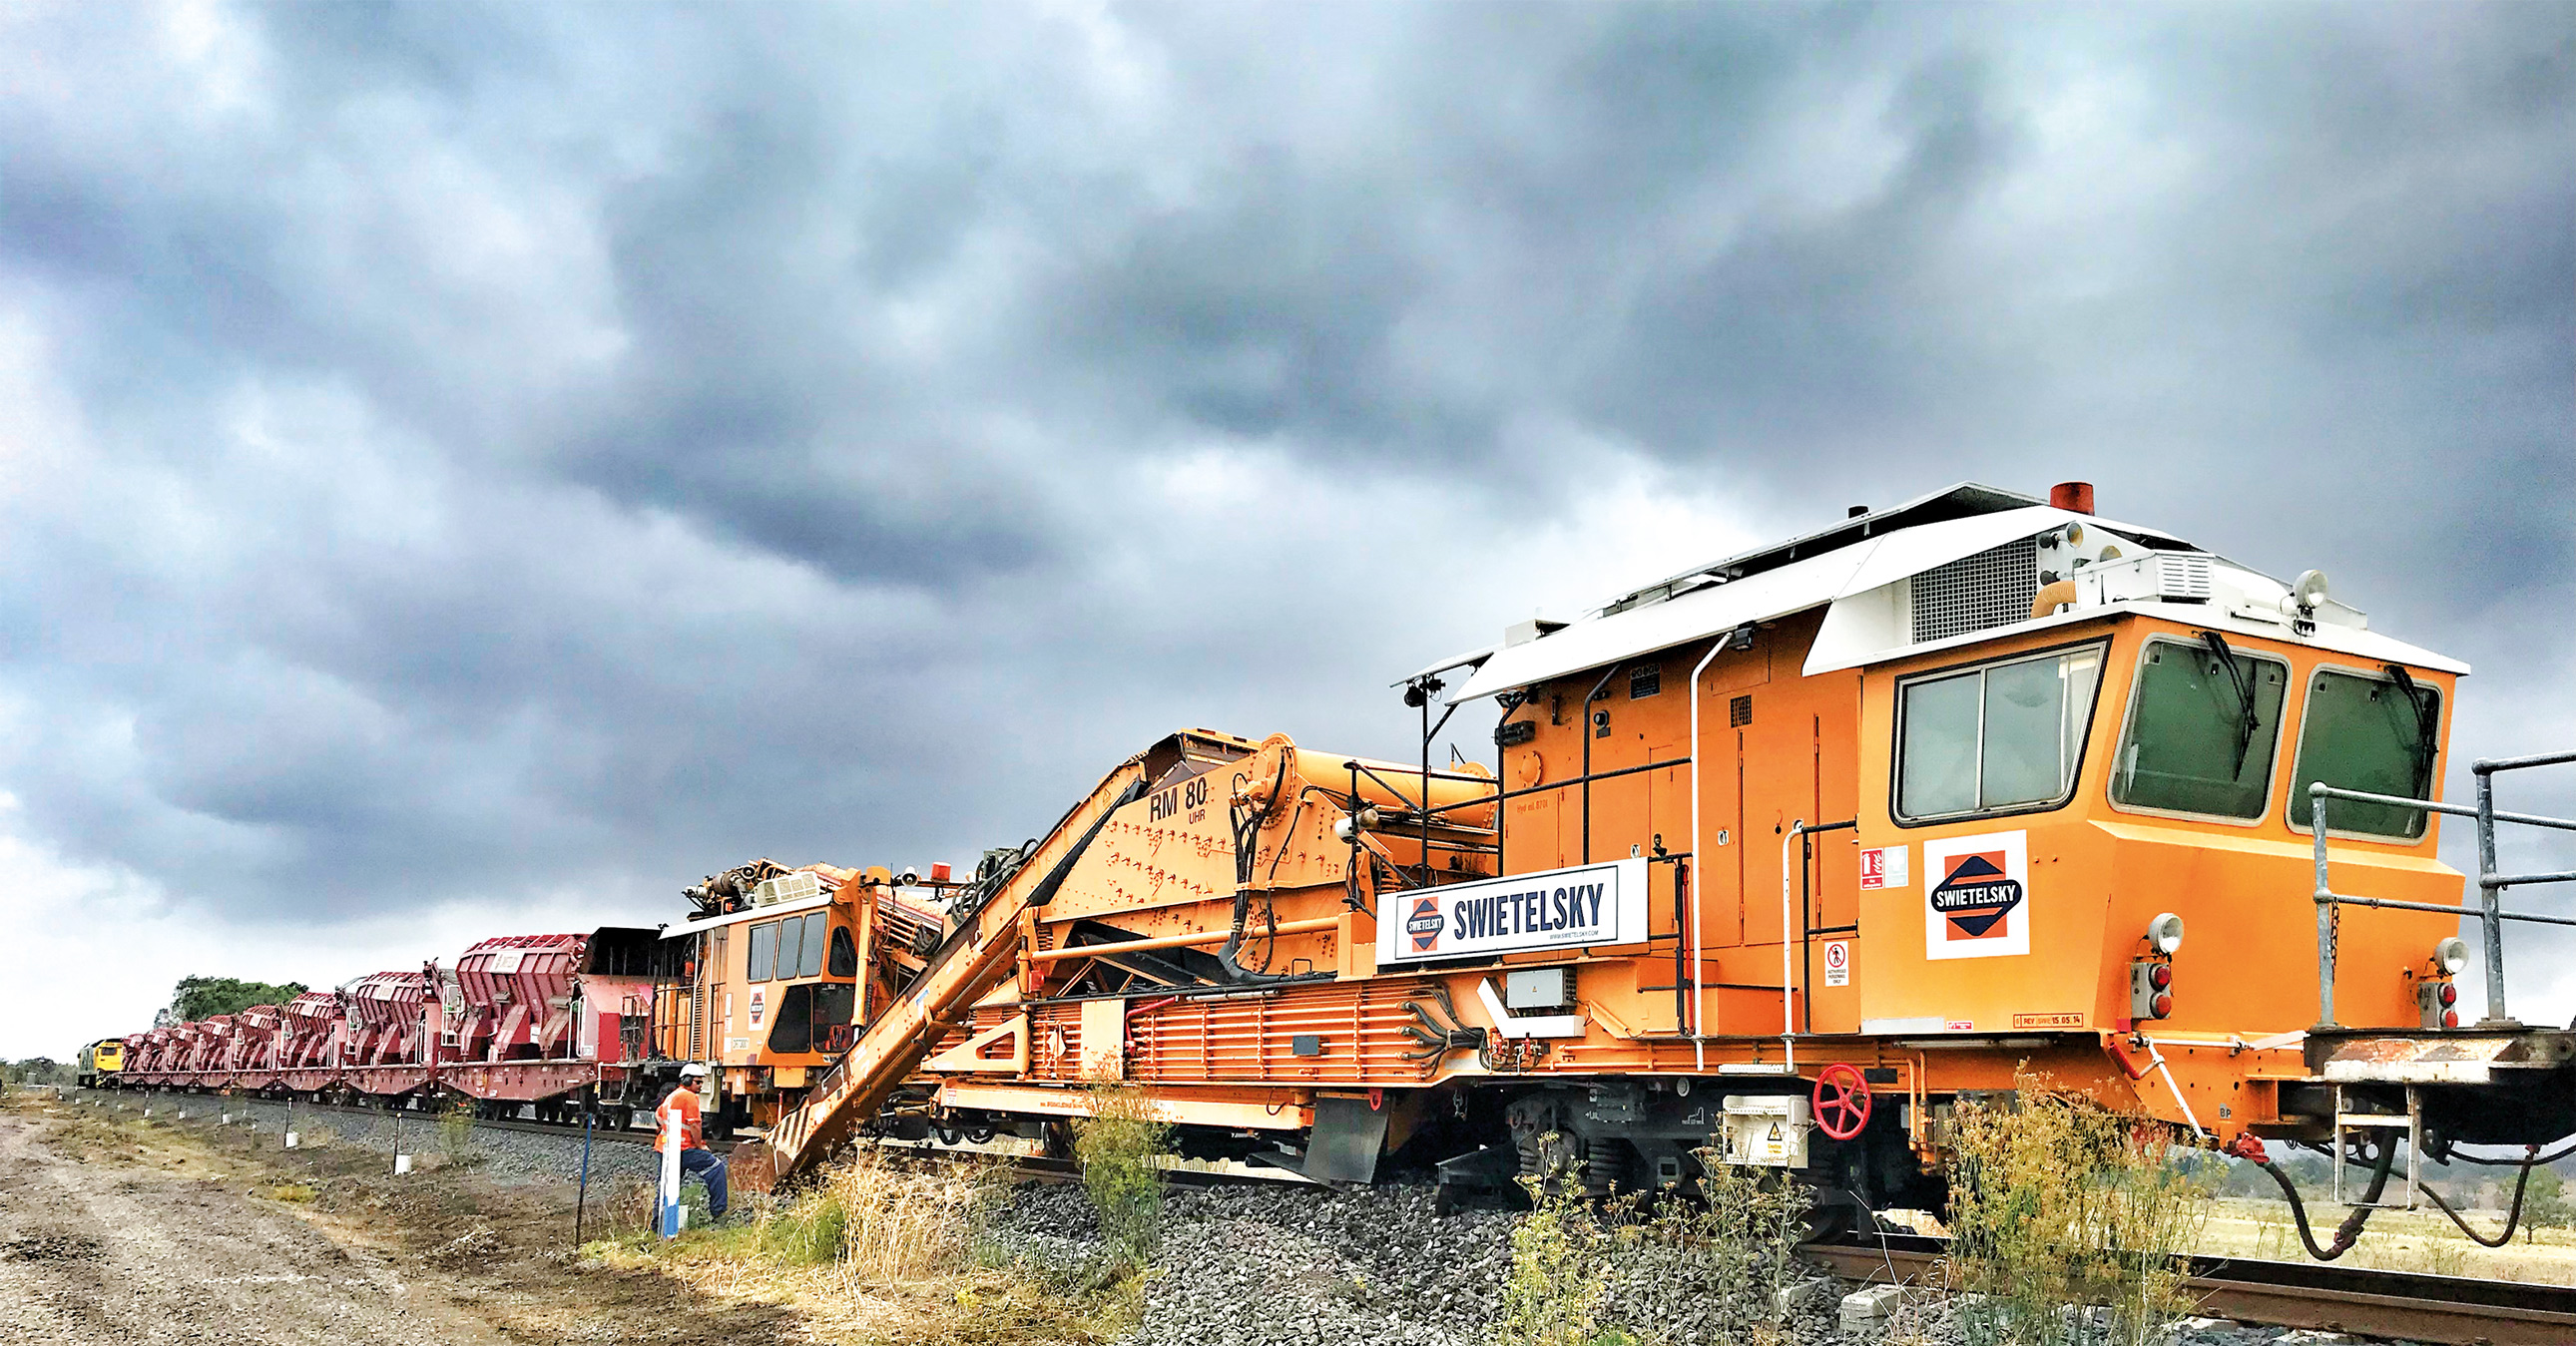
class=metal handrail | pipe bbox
[2311,751,2576,1029]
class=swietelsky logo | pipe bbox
[1921,831,2031,961]
[1405,896,1444,953]
[1928,851,2023,940]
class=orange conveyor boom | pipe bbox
[761,739,1168,1179]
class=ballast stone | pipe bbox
[1839,1284,1906,1337]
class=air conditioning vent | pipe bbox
[755,870,823,907]
[2081,551,2215,606]
[1910,537,2040,644]
[2146,553,2213,601]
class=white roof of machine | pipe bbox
[1449,483,2465,698]
[1453,486,2188,701]
[663,892,830,938]
[1453,545,1867,700]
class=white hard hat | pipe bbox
[679,1062,710,1079]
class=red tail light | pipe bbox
[2129,960,2176,1022]
[2418,978,2461,1029]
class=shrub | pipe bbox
[1072,1074,1171,1271]
[437,1100,478,1161]
[1944,1083,2210,1346]
[1494,1153,1607,1346]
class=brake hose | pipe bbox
[2243,1135,2394,1260]
[2417,1145,2540,1247]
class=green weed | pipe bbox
[1944,1083,2209,1346]
[1072,1073,1171,1272]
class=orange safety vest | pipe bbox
[656,1086,705,1153]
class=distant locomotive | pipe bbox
[75,1038,123,1089]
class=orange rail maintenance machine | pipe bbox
[659,482,2576,1244]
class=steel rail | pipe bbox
[86,1089,724,1151]
[1801,1233,2576,1346]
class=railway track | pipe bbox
[1801,1232,2576,1346]
[91,1090,2576,1342]
[94,1089,713,1151]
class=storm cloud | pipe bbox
[0,1,2568,1049]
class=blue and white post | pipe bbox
[658,1101,685,1237]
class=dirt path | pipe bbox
[0,1108,510,1344]
[0,1103,797,1345]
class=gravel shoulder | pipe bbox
[0,1103,512,1344]
[9,1096,795,1346]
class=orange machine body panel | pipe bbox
[875,489,2490,1201]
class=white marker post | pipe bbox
[659,1104,685,1237]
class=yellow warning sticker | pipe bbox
[2012,1012,2086,1029]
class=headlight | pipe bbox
[2435,937,2470,977]
[2148,913,2186,957]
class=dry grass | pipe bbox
[2201,1196,2576,1284]
[590,1151,1127,1346]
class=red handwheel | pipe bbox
[1812,1063,1872,1140]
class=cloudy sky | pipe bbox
[2,1,2568,1059]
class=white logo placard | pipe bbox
[1377,858,1651,963]
[1921,831,2030,961]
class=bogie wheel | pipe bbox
[1811,1063,1872,1141]
[1799,1185,1870,1242]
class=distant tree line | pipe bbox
[163,975,311,1024]
[2,1059,67,1088]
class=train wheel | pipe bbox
[1800,1185,1871,1242]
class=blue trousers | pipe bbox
[680,1146,728,1219]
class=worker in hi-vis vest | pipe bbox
[657,1063,728,1220]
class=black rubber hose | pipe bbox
[2418,1146,2539,1247]
[2250,1136,2394,1260]
[2443,1136,2576,1167]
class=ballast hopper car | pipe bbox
[746,482,2576,1238]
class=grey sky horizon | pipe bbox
[1,1,2568,1057]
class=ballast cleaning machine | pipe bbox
[682,481,2576,1244]
[119,481,2576,1250]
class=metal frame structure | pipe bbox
[2310,748,2576,1029]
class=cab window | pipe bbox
[774,916,805,983]
[2291,668,2441,839]
[798,912,827,978]
[747,921,774,982]
[2110,636,2288,819]
[1896,644,2105,822]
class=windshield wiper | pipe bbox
[2201,632,2260,776]
[2383,664,2439,793]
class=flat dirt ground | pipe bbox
[0,1099,797,1345]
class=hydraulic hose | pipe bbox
[2417,1145,2540,1247]
[2244,1135,2394,1260]
[1217,753,1303,984]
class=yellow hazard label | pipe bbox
[2012,1012,2086,1029]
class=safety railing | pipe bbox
[2312,748,2576,1028]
